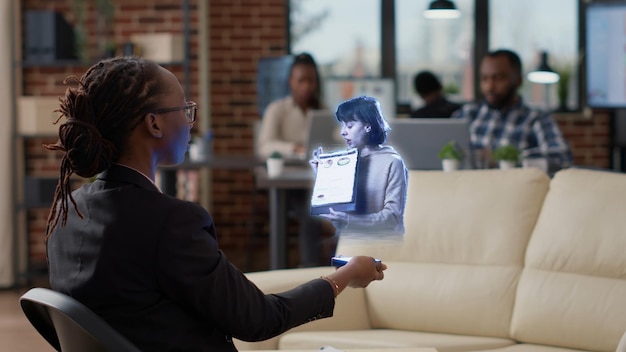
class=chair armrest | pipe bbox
[235,267,372,350]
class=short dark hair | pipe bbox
[335,96,390,145]
[413,71,442,96]
[486,49,523,76]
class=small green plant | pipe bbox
[443,81,460,95]
[269,151,283,159]
[493,144,520,162]
[556,65,571,111]
[438,140,463,160]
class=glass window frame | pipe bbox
[287,0,584,114]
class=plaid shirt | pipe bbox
[453,99,573,169]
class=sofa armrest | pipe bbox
[235,267,372,350]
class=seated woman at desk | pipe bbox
[311,96,409,238]
[256,52,322,159]
[257,52,332,267]
[44,56,386,351]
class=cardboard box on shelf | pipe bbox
[130,33,184,63]
[17,96,61,136]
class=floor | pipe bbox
[0,288,55,352]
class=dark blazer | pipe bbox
[47,164,335,351]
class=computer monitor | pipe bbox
[586,2,626,108]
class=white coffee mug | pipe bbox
[442,159,459,172]
[266,158,284,178]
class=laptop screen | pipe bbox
[386,118,472,170]
[305,110,345,158]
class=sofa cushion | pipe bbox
[337,169,550,266]
[278,329,515,352]
[511,169,626,351]
[336,169,550,338]
[365,262,521,338]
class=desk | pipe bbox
[177,155,263,169]
[159,156,262,195]
[254,166,315,269]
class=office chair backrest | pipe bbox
[20,287,141,352]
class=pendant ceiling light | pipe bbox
[527,51,560,84]
[424,0,461,19]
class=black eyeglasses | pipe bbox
[152,101,197,123]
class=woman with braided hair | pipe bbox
[45,57,386,351]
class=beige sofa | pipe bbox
[236,168,626,352]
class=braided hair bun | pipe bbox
[45,57,166,235]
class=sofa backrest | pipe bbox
[511,169,626,351]
[337,169,550,339]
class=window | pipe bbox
[396,0,475,109]
[489,0,579,111]
[289,0,580,114]
[290,0,381,78]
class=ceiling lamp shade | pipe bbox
[424,0,461,19]
[527,51,560,84]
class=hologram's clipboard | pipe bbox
[310,148,359,215]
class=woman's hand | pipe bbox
[341,256,386,288]
[324,256,386,295]
[319,208,348,223]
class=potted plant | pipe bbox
[493,144,520,169]
[443,81,461,101]
[438,140,463,172]
[556,65,571,112]
[71,0,89,64]
[71,0,116,62]
[266,151,284,178]
[96,0,116,59]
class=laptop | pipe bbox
[255,110,344,164]
[386,118,472,170]
[302,110,345,159]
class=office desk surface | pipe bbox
[254,166,315,189]
[162,155,262,170]
[162,155,311,171]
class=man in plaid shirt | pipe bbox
[453,49,572,172]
